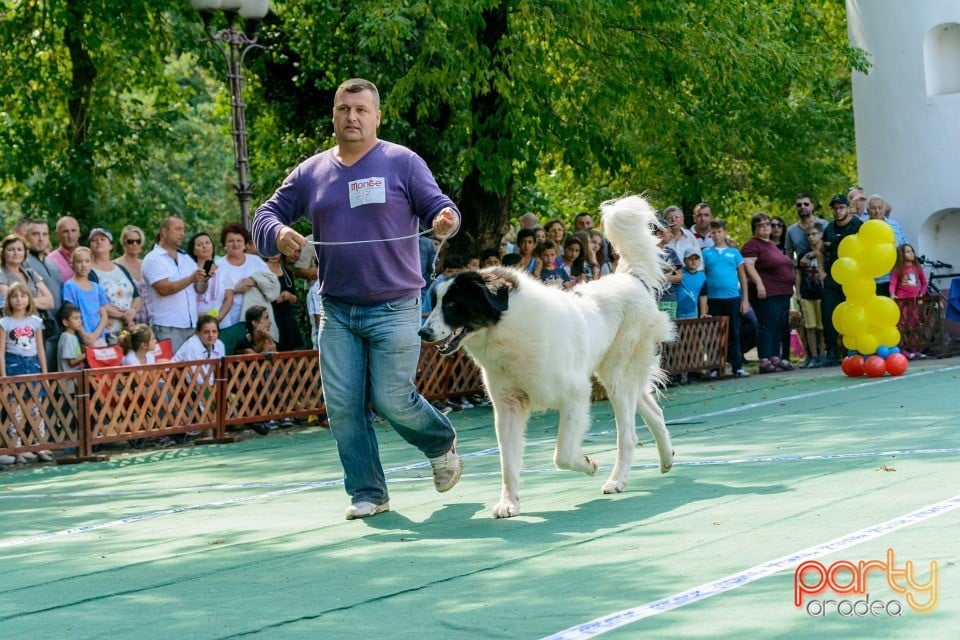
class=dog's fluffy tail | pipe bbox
[600,195,668,296]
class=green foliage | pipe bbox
[0,0,239,238]
[0,0,868,254]
[258,0,866,251]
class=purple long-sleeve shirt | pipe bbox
[253,140,458,305]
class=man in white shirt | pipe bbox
[663,205,702,270]
[142,216,209,352]
[690,202,715,249]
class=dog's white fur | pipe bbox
[420,195,675,518]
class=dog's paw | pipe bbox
[660,450,675,474]
[602,479,626,494]
[584,455,598,476]
[492,500,520,518]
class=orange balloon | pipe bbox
[886,353,909,376]
[842,355,865,377]
[864,355,887,377]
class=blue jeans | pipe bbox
[319,296,455,505]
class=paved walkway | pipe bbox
[2,359,958,638]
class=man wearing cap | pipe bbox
[142,216,209,352]
[820,194,863,366]
[784,193,828,260]
[47,215,81,282]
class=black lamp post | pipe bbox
[189,0,269,229]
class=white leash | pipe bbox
[304,228,448,277]
[304,229,433,246]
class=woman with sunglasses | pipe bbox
[114,225,151,326]
[769,215,788,254]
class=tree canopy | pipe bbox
[0,0,867,252]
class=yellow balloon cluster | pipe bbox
[830,220,901,355]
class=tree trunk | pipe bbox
[447,4,512,259]
[62,1,98,223]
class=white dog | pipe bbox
[419,195,675,518]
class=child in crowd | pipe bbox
[118,324,158,366]
[535,240,572,288]
[236,306,279,434]
[676,249,706,319]
[62,247,115,347]
[889,243,929,359]
[500,253,522,268]
[173,315,227,437]
[514,228,540,274]
[700,220,750,377]
[589,230,612,276]
[174,315,226,362]
[0,282,53,462]
[57,303,86,376]
[236,306,277,355]
[480,248,501,268]
[655,223,683,319]
[560,235,586,283]
[796,222,826,367]
[465,254,481,271]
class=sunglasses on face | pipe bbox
[771,222,784,228]
[795,202,811,208]
[125,238,142,245]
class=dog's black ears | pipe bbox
[480,272,511,312]
[484,283,509,312]
[465,271,510,313]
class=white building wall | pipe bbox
[847,0,960,282]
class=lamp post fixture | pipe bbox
[189,0,269,229]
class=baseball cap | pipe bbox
[658,216,677,228]
[683,248,700,260]
[829,195,849,207]
[88,228,113,242]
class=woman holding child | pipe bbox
[741,212,796,373]
[89,228,142,340]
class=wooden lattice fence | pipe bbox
[1,320,748,465]
[661,317,730,374]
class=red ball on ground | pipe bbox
[841,355,865,377]
[885,352,909,376]
[863,355,887,378]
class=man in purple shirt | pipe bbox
[253,78,462,520]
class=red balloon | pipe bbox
[863,355,887,378]
[841,355,865,377]
[885,353,909,376]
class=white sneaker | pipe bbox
[734,368,750,377]
[345,501,390,520]
[429,438,463,493]
[0,454,15,465]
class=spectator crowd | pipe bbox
[467,187,928,381]
[1,187,931,466]
[0,215,315,466]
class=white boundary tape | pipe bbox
[540,495,960,639]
